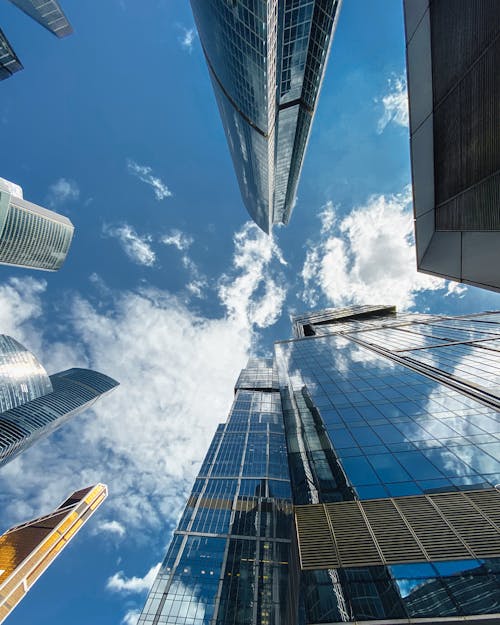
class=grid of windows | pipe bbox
[8,0,73,38]
[277,308,500,622]
[0,29,22,80]
[138,360,292,625]
[0,335,52,413]
[0,368,118,468]
[0,192,74,271]
[190,0,341,231]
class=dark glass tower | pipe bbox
[404,0,500,292]
[0,335,119,468]
[190,0,342,233]
[139,307,500,624]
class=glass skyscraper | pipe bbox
[7,0,73,38]
[139,306,500,624]
[0,177,74,271]
[0,0,72,81]
[190,1,342,233]
[0,334,119,468]
[0,483,107,623]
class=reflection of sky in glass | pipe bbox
[0,335,52,413]
[276,331,500,499]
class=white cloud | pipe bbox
[104,224,156,267]
[127,160,172,200]
[301,190,451,311]
[107,563,161,594]
[0,223,288,536]
[160,229,193,251]
[376,74,409,134]
[96,520,126,538]
[180,27,196,52]
[47,178,80,208]
[218,222,287,328]
[121,610,140,625]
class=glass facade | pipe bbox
[0,179,74,271]
[0,367,119,468]
[190,0,341,232]
[0,335,53,414]
[138,359,292,625]
[0,484,107,623]
[139,307,500,623]
[8,0,73,38]
[0,29,23,81]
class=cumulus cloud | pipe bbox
[127,160,172,200]
[179,27,196,52]
[160,229,193,251]
[376,74,409,134]
[218,222,287,328]
[0,223,288,535]
[104,224,156,267]
[47,178,80,208]
[107,563,161,594]
[96,520,126,538]
[301,190,450,311]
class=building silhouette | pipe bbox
[138,306,500,623]
[189,0,342,233]
[0,335,118,468]
[404,0,500,292]
[0,484,107,623]
[0,0,72,80]
[0,177,74,271]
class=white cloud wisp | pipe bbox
[47,178,80,208]
[104,224,156,267]
[127,160,172,200]
[377,74,409,134]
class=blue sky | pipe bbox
[0,1,499,624]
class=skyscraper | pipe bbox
[0,29,23,80]
[190,1,342,233]
[139,306,500,624]
[0,335,119,468]
[0,483,107,623]
[0,177,74,271]
[0,0,72,81]
[7,0,73,38]
[404,0,500,292]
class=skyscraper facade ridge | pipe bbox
[190,0,342,233]
[139,306,500,624]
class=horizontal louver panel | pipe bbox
[295,489,500,570]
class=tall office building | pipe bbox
[0,483,107,623]
[0,0,72,80]
[404,0,500,292]
[190,1,342,233]
[0,334,119,468]
[0,177,74,271]
[139,306,500,624]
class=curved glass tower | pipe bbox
[0,335,119,468]
[0,177,74,271]
[190,0,342,233]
